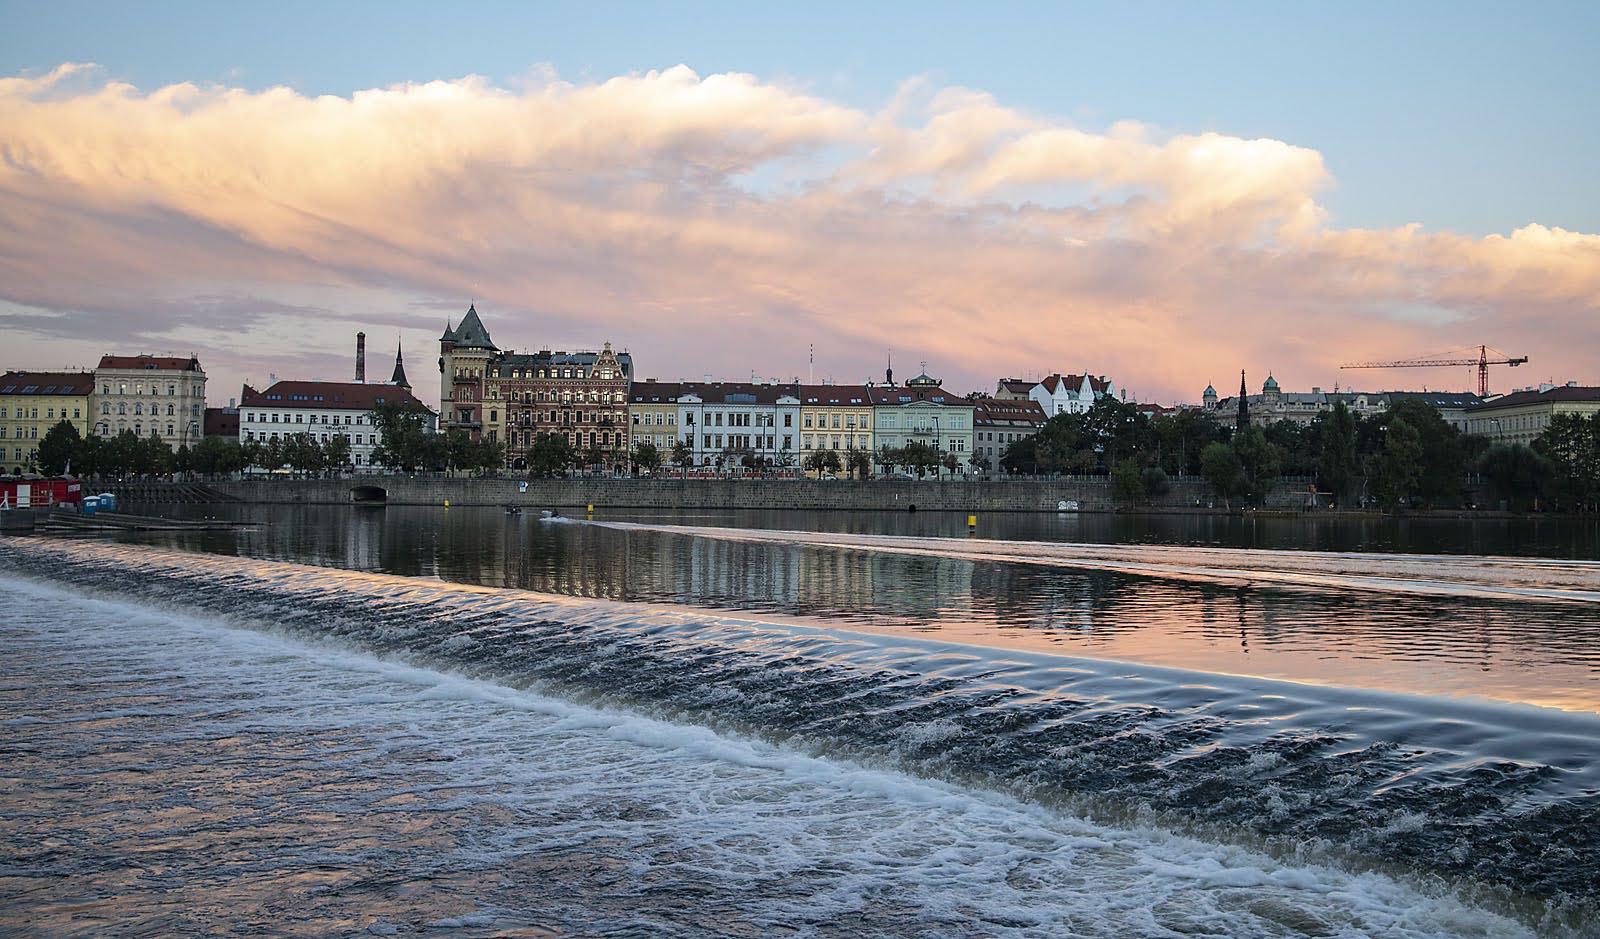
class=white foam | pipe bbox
[1,570,1560,937]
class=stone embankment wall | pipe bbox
[161,476,1315,513]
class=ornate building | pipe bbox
[92,355,207,448]
[439,304,633,472]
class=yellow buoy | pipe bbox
[444,499,450,508]
[587,503,595,513]
[967,514,977,528]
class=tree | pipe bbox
[805,448,842,475]
[191,436,244,478]
[282,432,326,475]
[1140,465,1171,501]
[1386,399,1465,507]
[941,452,960,476]
[845,446,872,479]
[1263,420,1317,477]
[1479,443,1553,512]
[898,441,941,477]
[1230,425,1282,506]
[444,429,476,475]
[1316,401,1359,505]
[1369,415,1423,512]
[36,420,81,476]
[671,440,693,476]
[174,443,193,479]
[968,452,992,475]
[1111,457,1145,503]
[323,435,353,474]
[1534,413,1600,512]
[876,444,902,475]
[369,400,438,472]
[1151,409,1226,476]
[527,432,574,477]
[633,440,662,475]
[1200,441,1247,508]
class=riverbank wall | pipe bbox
[104,476,1319,513]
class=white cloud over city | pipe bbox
[2,62,1596,401]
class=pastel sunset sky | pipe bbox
[2,1,1596,404]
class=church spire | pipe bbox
[1236,369,1250,430]
[390,338,411,389]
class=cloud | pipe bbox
[0,63,1595,404]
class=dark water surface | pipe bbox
[1,504,1597,937]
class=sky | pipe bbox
[1,1,1596,405]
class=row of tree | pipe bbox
[999,396,1600,512]
[29,401,505,479]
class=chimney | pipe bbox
[356,332,367,383]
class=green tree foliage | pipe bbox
[1200,441,1246,507]
[804,447,843,475]
[190,436,245,478]
[1534,413,1600,511]
[323,435,352,473]
[1151,409,1227,476]
[1230,425,1282,505]
[527,433,575,477]
[1385,399,1465,507]
[1140,465,1171,500]
[1369,416,1424,511]
[845,447,872,479]
[36,420,81,476]
[282,432,327,475]
[369,400,439,472]
[1110,458,1145,503]
[1479,443,1553,512]
[1315,401,1359,504]
[1263,420,1317,477]
[633,440,662,474]
[671,440,693,474]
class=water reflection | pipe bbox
[119,504,1600,711]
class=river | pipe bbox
[1,505,1596,937]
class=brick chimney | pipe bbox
[356,332,367,383]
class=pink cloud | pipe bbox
[0,63,1594,404]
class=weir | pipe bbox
[2,535,1595,928]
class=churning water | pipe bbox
[2,515,1597,937]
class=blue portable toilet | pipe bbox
[97,493,117,512]
[81,496,100,515]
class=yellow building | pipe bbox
[796,384,875,462]
[1464,383,1600,445]
[0,371,96,474]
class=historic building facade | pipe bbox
[1204,375,1481,428]
[238,379,433,470]
[440,304,634,472]
[0,371,95,474]
[970,396,1048,468]
[92,355,207,449]
[1030,372,1118,416]
[797,384,875,458]
[1463,384,1600,445]
[867,370,975,473]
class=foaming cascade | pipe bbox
[2,537,1596,935]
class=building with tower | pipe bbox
[439,304,634,472]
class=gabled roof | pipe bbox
[449,303,497,351]
[797,383,874,406]
[239,380,432,412]
[97,355,203,373]
[0,371,96,396]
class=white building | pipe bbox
[1029,372,1118,416]
[92,354,207,449]
[238,379,435,471]
[677,383,802,469]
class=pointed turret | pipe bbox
[451,302,497,351]
[391,339,410,389]
[1236,370,1250,430]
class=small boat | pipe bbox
[540,509,561,519]
[505,505,522,516]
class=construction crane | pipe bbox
[1340,345,1528,397]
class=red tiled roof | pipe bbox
[239,380,431,412]
[97,355,203,372]
[629,381,804,405]
[971,396,1047,425]
[0,371,96,396]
